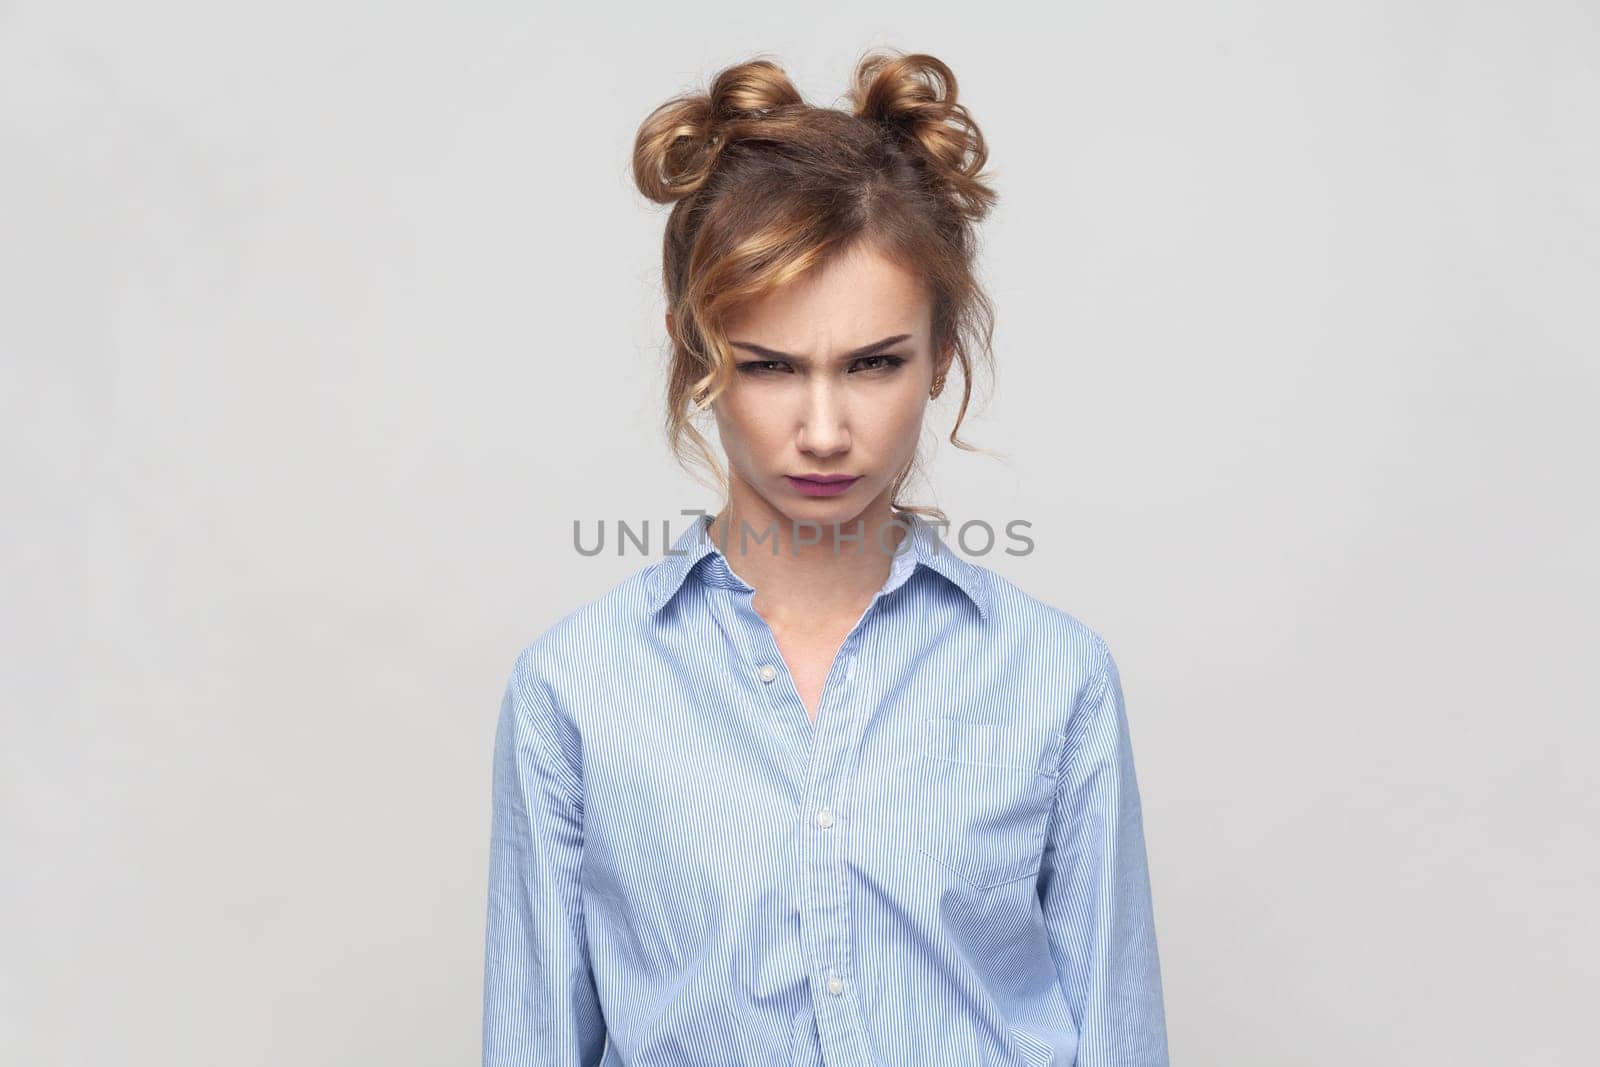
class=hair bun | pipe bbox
[850,50,996,220]
[633,58,804,204]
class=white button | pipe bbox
[815,807,834,829]
[757,664,777,683]
[826,975,844,996]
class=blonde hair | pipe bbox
[632,48,1001,523]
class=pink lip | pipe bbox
[786,474,860,497]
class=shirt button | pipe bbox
[815,807,834,829]
[757,664,777,683]
[827,975,844,996]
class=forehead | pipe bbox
[724,243,930,342]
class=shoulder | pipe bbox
[955,558,1117,724]
[496,565,658,765]
[509,565,658,686]
[973,560,1110,663]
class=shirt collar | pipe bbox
[645,510,991,621]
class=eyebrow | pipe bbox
[728,334,913,364]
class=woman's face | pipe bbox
[699,243,948,535]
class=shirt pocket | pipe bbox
[915,716,1066,890]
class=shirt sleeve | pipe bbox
[1036,637,1170,1065]
[482,649,607,1067]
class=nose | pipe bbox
[796,377,849,458]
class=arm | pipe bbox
[1037,637,1170,1065]
[482,649,606,1066]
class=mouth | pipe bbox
[786,473,860,496]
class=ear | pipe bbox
[665,310,677,346]
[933,336,955,380]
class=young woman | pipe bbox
[483,50,1169,1067]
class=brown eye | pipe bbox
[735,360,789,375]
[851,354,908,373]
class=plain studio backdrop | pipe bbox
[2,2,1596,1064]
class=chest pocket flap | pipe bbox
[915,716,1066,890]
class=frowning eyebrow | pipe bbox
[728,334,912,364]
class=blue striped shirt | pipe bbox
[483,510,1169,1065]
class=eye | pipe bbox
[851,354,908,373]
[735,360,790,375]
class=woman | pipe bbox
[483,50,1169,1066]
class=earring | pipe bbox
[930,374,946,398]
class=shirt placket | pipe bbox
[795,626,865,1065]
[759,599,910,1065]
[711,541,922,1066]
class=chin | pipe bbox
[780,489,875,521]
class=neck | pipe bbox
[708,489,910,632]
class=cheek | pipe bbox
[714,392,777,458]
[876,390,930,445]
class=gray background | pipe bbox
[3,2,1596,1064]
